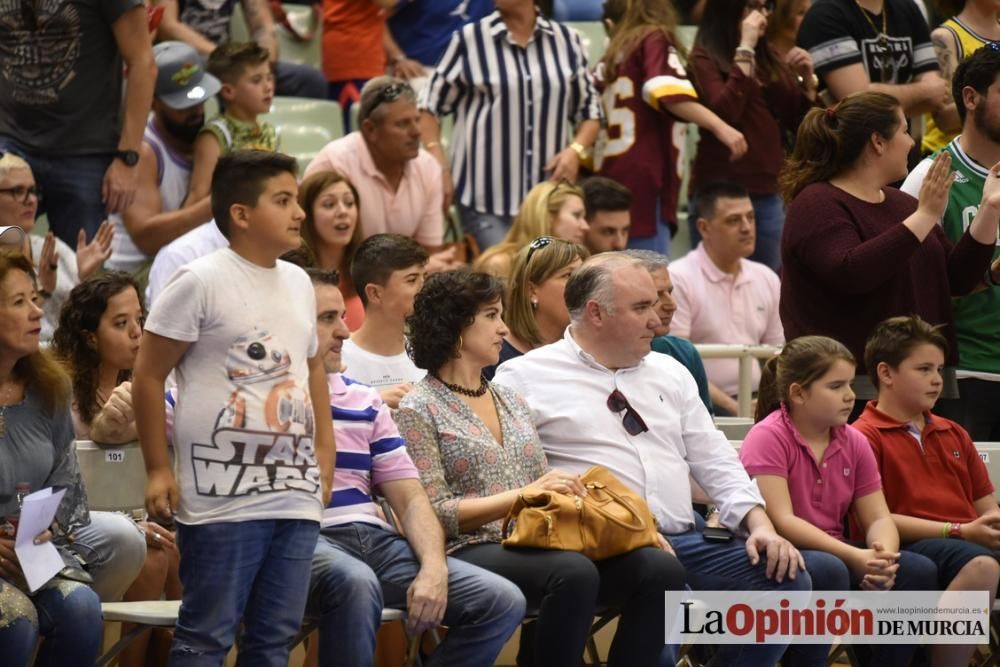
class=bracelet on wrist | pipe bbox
[735,46,756,58]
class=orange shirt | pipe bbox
[322,0,386,82]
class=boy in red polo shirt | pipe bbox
[854,315,1000,666]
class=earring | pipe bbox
[531,300,538,310]
[458,335,464,352]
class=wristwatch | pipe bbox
[114,149,139,167]
[569,141,589,161]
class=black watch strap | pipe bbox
[115,149,139,166]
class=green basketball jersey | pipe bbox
[939,138,1000,373]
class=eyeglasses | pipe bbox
[365,81,414,119]
[746,0,774,12]
[525,236,554,264]
[607,389,649,436]
[0,186,38,204]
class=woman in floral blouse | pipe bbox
[395,270,683,667]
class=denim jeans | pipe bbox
[0,574,102,667]
[626,220,671,255]
[274,61,326,100]
[306,523,525,667]
[686,191,784,272]
[801,548,939,666]
[456,204,513,251]
[170,519,319,667]
[0,138,110,248]
[668,527,824,667]
[65,510,146,601]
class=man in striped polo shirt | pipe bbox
[303,269,524,666]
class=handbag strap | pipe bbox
[584,482,649,532]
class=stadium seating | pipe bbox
[75,440,147,513]
[230,2,322,69]
[566,21,606,66]
[260,97,345,172]
[975,442,1000,500]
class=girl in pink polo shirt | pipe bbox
[740,336,938,666]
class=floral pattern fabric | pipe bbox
[395,376,548,553]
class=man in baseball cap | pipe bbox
[107,41,222,277]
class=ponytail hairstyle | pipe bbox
[778,91,901,202]
[755,336,855,422]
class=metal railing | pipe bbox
[694,344,782,418]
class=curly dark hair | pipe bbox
[52,272,145,425]
[407,270,505,374]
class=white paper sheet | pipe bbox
[14,487,67,592]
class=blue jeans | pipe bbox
[307,523,524,667]
[668,527,823,667]
[626,220,671,255]
[801,548,939,666]
[0,574,102,667]
[457,204,513,251]
[0,138,109,248]
[274,61,326,100]
[65,510,146,601]
[170,519,319,667]
[686,192,784,272]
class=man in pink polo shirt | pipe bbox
[669,181,783,415]
[304,76,456,272]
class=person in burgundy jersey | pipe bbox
[594,0,747,255]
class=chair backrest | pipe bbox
[75,440,147,513]
[260,97,345,173]
[975,442,1000,499]
[230,3,322,68]
[565,21,607,66]
[714,416,754,440]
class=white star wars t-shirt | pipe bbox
[145,248,322,525]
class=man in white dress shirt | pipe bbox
[494,252,820,667]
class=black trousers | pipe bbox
[453,543,685,667]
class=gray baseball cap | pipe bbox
[154,41,222,110]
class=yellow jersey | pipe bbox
[922,17,992,154]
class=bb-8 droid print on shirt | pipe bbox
[216,329,314,434]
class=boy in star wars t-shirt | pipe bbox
[134,150,335,666]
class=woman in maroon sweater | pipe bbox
[688,0,816,271]
[780,91,1000,408]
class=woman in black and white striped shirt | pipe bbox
[418,0,603,251]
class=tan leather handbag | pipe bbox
[501,465,660,560]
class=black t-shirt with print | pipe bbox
[797,0,938,85]
[0,0,142,155]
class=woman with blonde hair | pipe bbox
[297,170,366,330]
[473,180,589,280]
[483,237,589,379]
